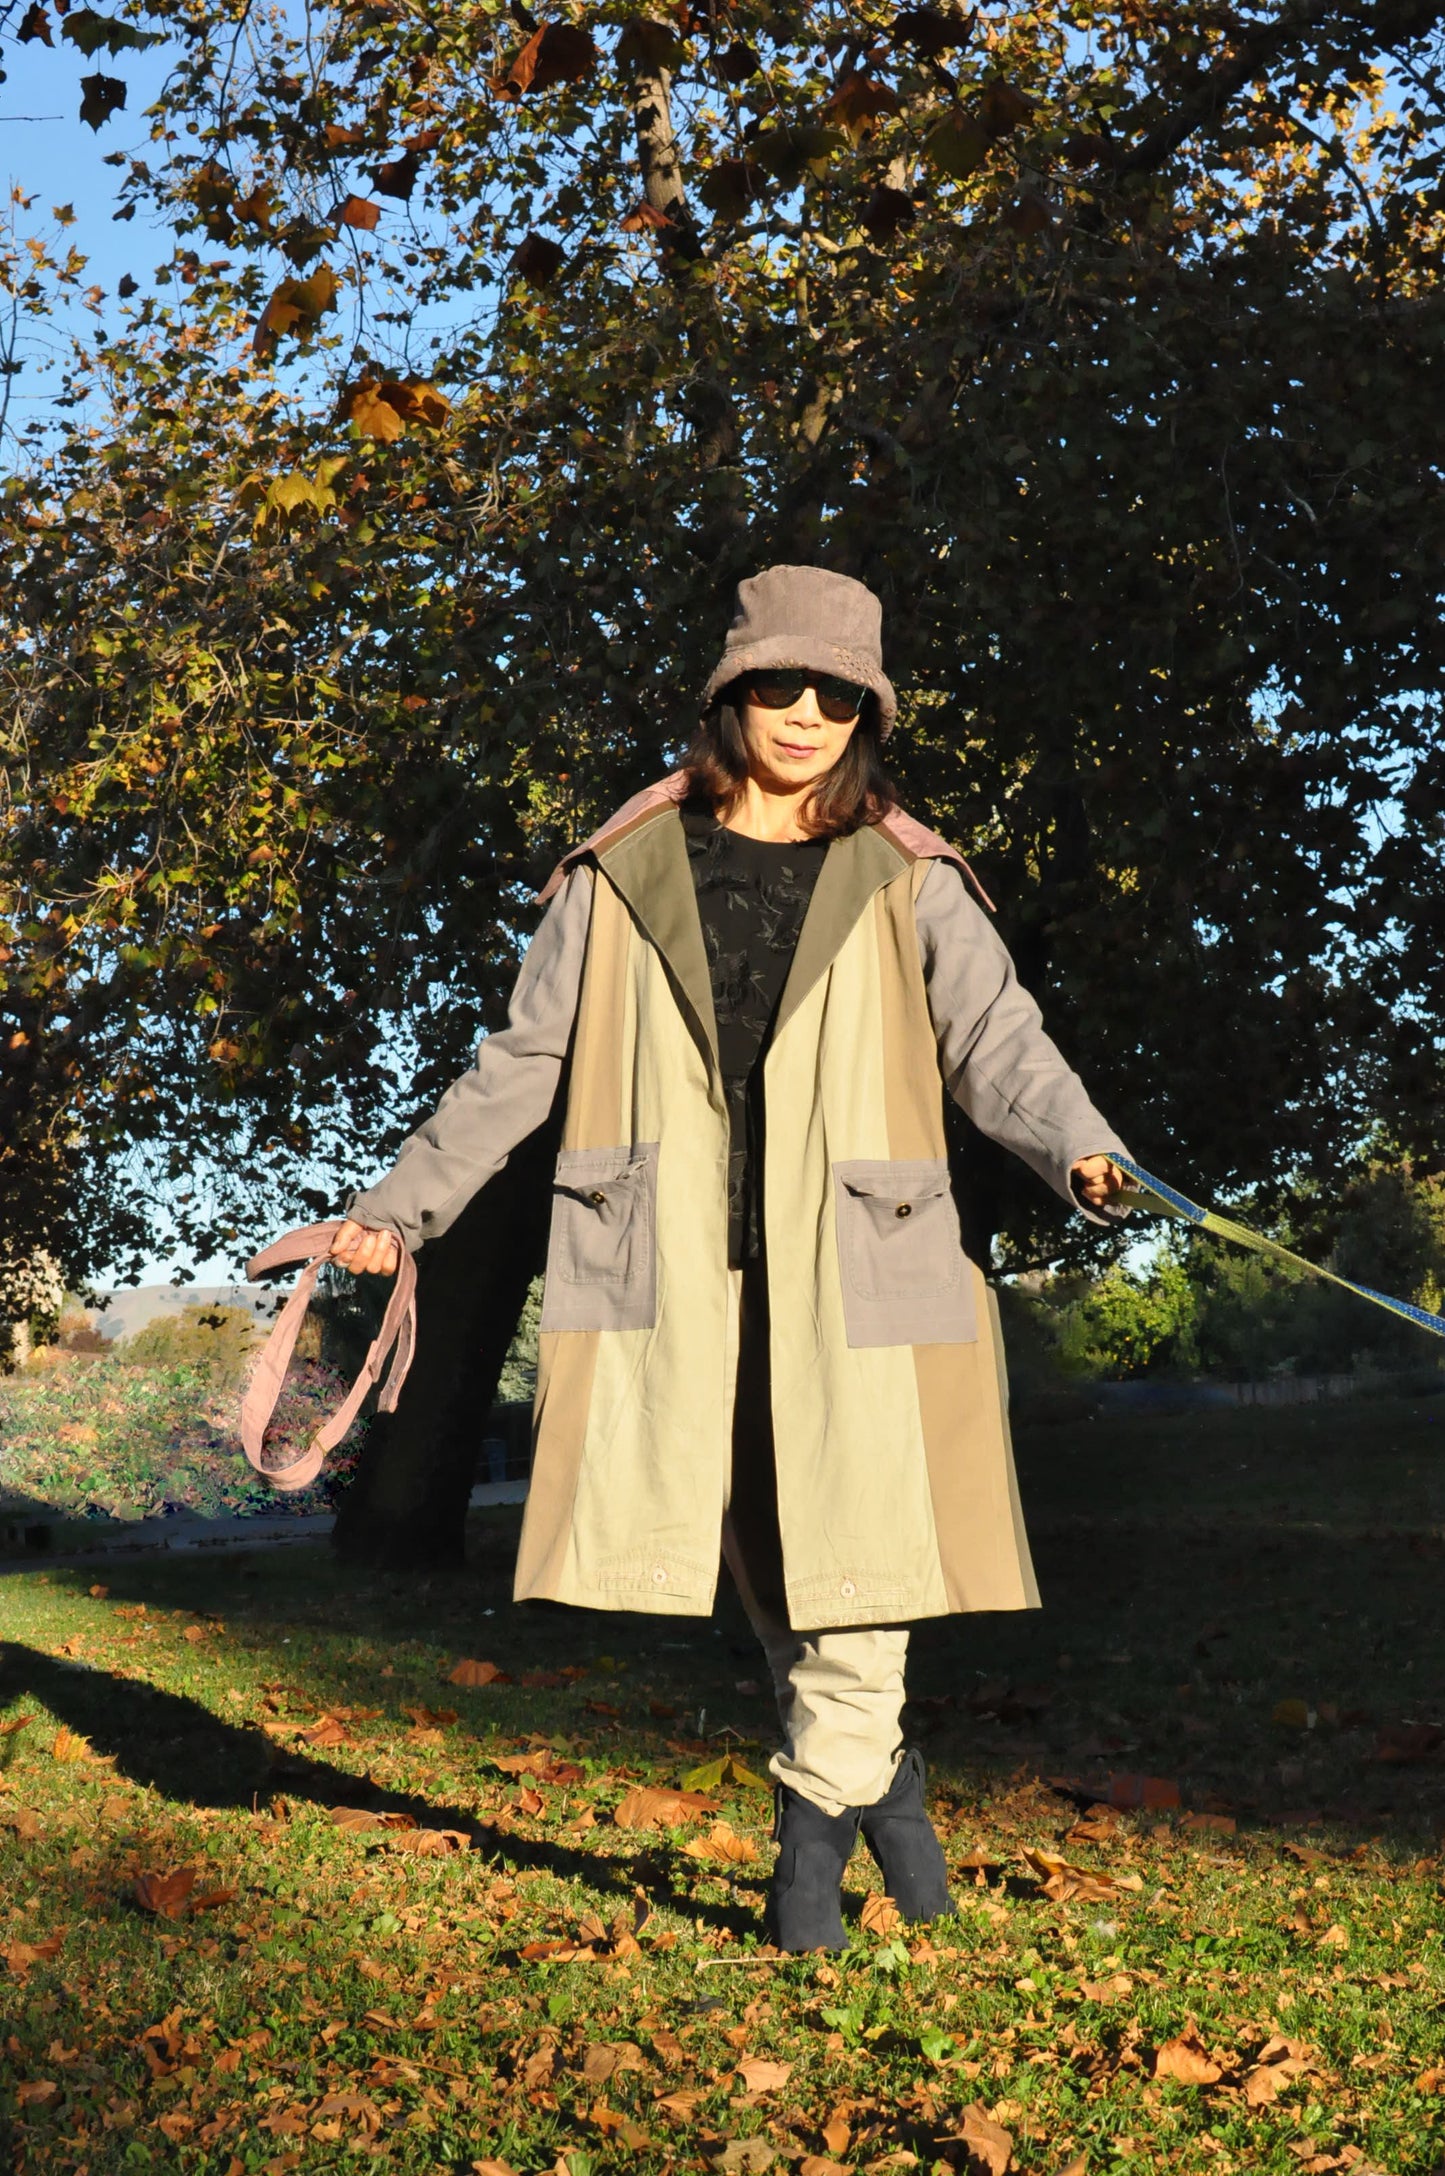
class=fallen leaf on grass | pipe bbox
[88,1583,109,1598]
[491,1748,586,1784]
[684,1820,761,1865]
[800,2160,847,2176]
[1153,2022,1224,2085]
[301,1714,355,1748]
[402,1704,458,1730]
[580,2040,646,2083]
[736,2057,792,2093]
[860,1892,902,1936]
[1242,2034,1313,2105]
[376,1824,471,1856]
[5,1807,43,1840]
[329,1806,417,1833]
[17,2080,59,2105]
[472,2160,520,2176]
[311,2090,382,2135]
[4,1931,65,1977]
[614,1783,719,1830]
[51,1725,90,1763]
[711,2142,776,2174]
[684,1750,771,1792]
[134,1867,198,1918]
[449,1657,511,1686]
[1020,1847,1143,1902]
[1317,1922,1349,1948]
[654,2089,705,2118]
[590,2102,651,2147]
[936,2103,1013,2173]
[1063,1803,1120,1845]
[1416,2067,1445,2092]
[1182,1811,1237,1835]
[821,2114,852,2155]
[1078,1971,1135,2003]
[0,1712,35,1736]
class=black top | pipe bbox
[681,795,829,1265]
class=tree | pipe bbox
[3,0,1443,1553]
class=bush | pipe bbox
[118,1303,263,1387]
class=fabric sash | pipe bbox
[239,1222,418,1492]
[1114,1155,1445,1343]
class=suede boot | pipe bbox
[764,1781,862,1952]
[857,1746,953,1921]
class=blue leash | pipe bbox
[1111,1155,1445,1344]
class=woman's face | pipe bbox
[736,681,861,795]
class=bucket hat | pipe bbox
[701,564,898,737]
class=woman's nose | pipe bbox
[787,686,825,726]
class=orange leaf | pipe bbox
[134,1867,198,1919]
[939,2103,1013,2175]
[1153,2023,1224,2085]
[378,1825,471,1856]
[620,199,672,232]
[682,1820,761,1865]
[614,1784,718,1830]
[0,1713,35,1737]
[191,1886,238,1912]
[51,1724,90,1763]
[448,1657,509,1687]
[494,21,596,100]
[4,1930,65,1977]
[736,2057,792,2094]
[860,1892,902,1937]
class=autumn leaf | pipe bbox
[512,229,564,283]
[4,1930,65,1977]
[494,21,596,100]
[448,1657,510,1687]
[683,1751,770,1793]
[860,1891,902,1936]
[134,1867,198,1918]
[1153,2022,1224,2085]
[5,1807,43,1840]
[580,2041,646,2083]
[51,1725,90,1763]
[330,1806,416,1833]
[376,1825,471,1856]
[301,1713,354,1748]
[891,6,972,56]
[860,184,915,243]
[0,1713,35,1736]
[79,70,126,129]
[1242,2035,1313,2105]
[736,2057,792,2094]
[1020,1846,1143,1901]
[338,194,380,231]
[191,1885,238,1912]
[620,200,673,233]
[826,72,901,143]
[402,1703,458,1730]
[613,1783,718,1830]
[683,1820,761,1865]
[937,2103,1013,2174]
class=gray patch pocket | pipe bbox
[832,1157,977,1348]
[540,1142,659,1333]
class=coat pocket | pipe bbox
[540,1143,660,1334]
[832,1157,977,1348]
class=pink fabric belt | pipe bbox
[240,1222,417,1493]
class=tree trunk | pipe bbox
[330,1116,556,1571]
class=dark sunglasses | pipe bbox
[740,670,867,724]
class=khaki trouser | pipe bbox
[720,1264,910,1819]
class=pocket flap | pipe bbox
[838,1159,953,1208]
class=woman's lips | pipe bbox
[775,740,817,758]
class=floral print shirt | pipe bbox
[681,796,829,1265]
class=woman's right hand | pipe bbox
[329,1219,402,1277]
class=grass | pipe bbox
[2,1392,1444,2176]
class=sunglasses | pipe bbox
[740,670,868,725]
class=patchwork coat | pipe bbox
[347,774,1130,1629]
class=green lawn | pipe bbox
[2,1394,1443,2175]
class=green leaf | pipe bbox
[63,9,164,55]
[923,110,991,178]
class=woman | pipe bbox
[333,564,1130,1951]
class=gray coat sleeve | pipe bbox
[344,863,593,1253]
[914,858,1131,1228]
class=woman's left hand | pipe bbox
[1070,1154,1129,1210]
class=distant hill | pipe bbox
[84,1283,284,1342]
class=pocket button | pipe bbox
[894,1202,912,1218]
[589,1189,608,1206]
[839,1577,857,1598]
[651,1564,668,1586]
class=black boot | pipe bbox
[764,1781,861,1952]
[857,1746,953,1922]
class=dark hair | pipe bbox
[683,681,897,839]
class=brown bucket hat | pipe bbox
[701,564,899,737]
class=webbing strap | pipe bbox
[1113,1155,1445,1343]
[239,1222,418,1492]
